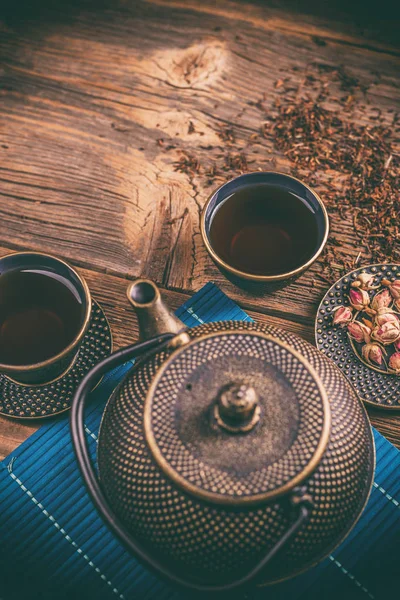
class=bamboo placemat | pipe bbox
[1,283,399,599]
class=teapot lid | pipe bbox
[144,331,331,505]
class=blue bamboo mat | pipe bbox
[1,282,399,600]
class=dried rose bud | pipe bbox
[351,273,378,290]
[372,321,400,345]
[362,343,385,366]
[388,352,400,374]
[395,340,400,351]
[371,289,392,312]
[374,311,400,327]
[382,279,400,301]
[349,289,370,311]
[348,321,371,344]
[332,306,353,327]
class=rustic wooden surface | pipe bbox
[0,0,399,458]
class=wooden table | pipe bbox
[0,0,399,458]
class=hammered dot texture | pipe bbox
[0,301,112,418]
[315,263,400,409]
[98,321,374,586]
[148,332,327,501]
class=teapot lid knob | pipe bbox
[214,382,261,433]
[144,330,331,505]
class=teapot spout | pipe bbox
[127,279,186,342]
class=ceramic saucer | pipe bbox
[0,300,112,419]
[315,263,400,410]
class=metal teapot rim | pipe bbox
[144,328,332,506]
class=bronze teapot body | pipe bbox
[71,280,375,593]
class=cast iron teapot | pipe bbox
[71,279,375,593]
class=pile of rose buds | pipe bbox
[332,273,400,375]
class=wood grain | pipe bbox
[0,1,399,457]
[0,245,399,459]
[147,0,400,53]
[0,0,399,320]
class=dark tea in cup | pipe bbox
[0,252,91,384]
[0,269,83,366]
[201,172,329,291]
[209,184,319,276]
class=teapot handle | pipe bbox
[70,334,313,593]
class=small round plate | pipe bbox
[315,264,400,410]
[0,300,112,419]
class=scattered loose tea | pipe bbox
[173,152,201,176]
[218,126,236,144]
[263,64,399,282]
[160,62,398,285]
